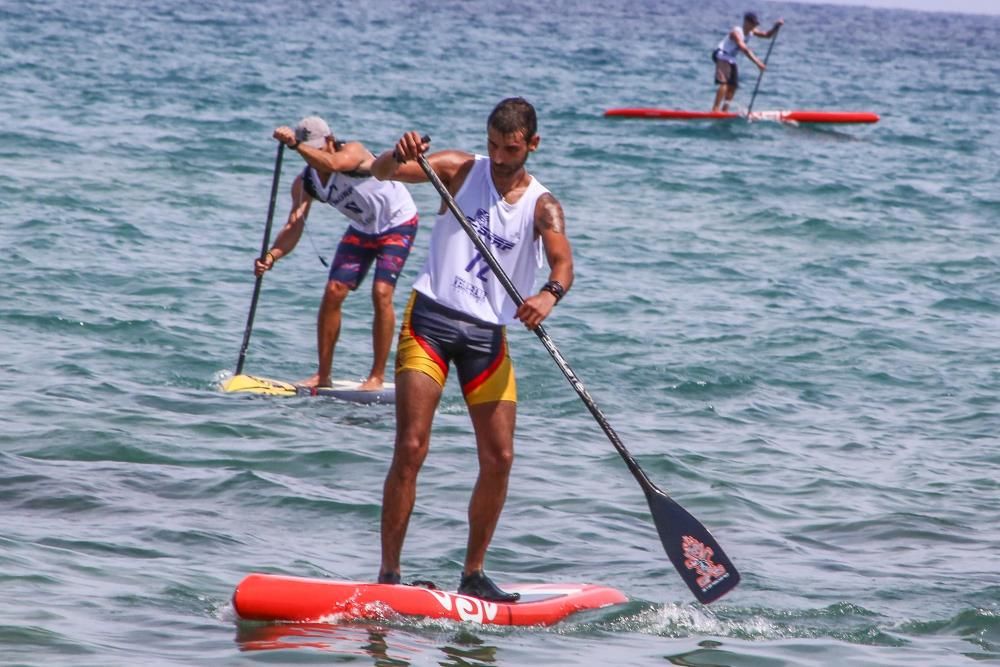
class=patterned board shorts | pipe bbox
[328,215,418,289]
[395,291,516,405]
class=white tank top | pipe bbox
[412,155,548,325]
[716,26,746,64]
[302,158,417,235]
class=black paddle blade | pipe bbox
[645,487,740,604]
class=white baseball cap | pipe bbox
[294,116,331,148]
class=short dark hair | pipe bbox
[488,97,537,142]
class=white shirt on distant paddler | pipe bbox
[716,26,747,64]
[301,157,417,235]
[413,155,548,325]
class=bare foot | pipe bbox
[298,374,332,388]
[357,376,384,391]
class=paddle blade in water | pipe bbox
[645,487,740,604]
[221,373,298,396]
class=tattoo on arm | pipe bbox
[536,194,565,236]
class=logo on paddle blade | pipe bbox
[681,535,729,591]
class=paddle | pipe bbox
[746,25,781,118]
[234,142,285,376]
[413,147,740,604]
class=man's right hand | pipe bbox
[392,131,430,163]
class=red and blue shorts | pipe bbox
[328,215,418,289]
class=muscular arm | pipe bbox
[371,131,473,193]
[295,141,369,174]
[515,193,573,330]
[254,176,311,275]
[536,194,573,292]
[272,126,370,174]
[753,20,783,39]
[734,29,765,69]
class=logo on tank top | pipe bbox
[452,275,487,302]
[467,208,514,251]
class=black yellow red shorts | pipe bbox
[396,291,516,405]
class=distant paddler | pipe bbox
[711,12,783,112]
[262,117,420,391]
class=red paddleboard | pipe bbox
[776,110,879,124]
[233,573,628,626]
[605,108,740,120]
[604,108,880,124]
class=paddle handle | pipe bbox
[235,142,285,376]
[415,153,658,491]
[746,25,780,117]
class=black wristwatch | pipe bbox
[541,280,566,303]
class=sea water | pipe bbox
[1,0,998,664]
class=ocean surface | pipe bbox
[2,0,998,665]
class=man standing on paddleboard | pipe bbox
[370,97,574,602]
[712,12,783,112]
[259,117,419,391]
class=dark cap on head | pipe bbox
[744,11,760,25]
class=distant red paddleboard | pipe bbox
[233,573,628,626]
[604,108,880,124]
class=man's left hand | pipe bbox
[515,292,557,330]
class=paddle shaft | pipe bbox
[234,142,285,375]
[746,26,780,117]
[415,153,661,493]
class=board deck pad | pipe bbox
[233,573,629,626]
[604,108,880,124]
[221,373,395,404]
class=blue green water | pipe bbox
[2,0,998,664]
